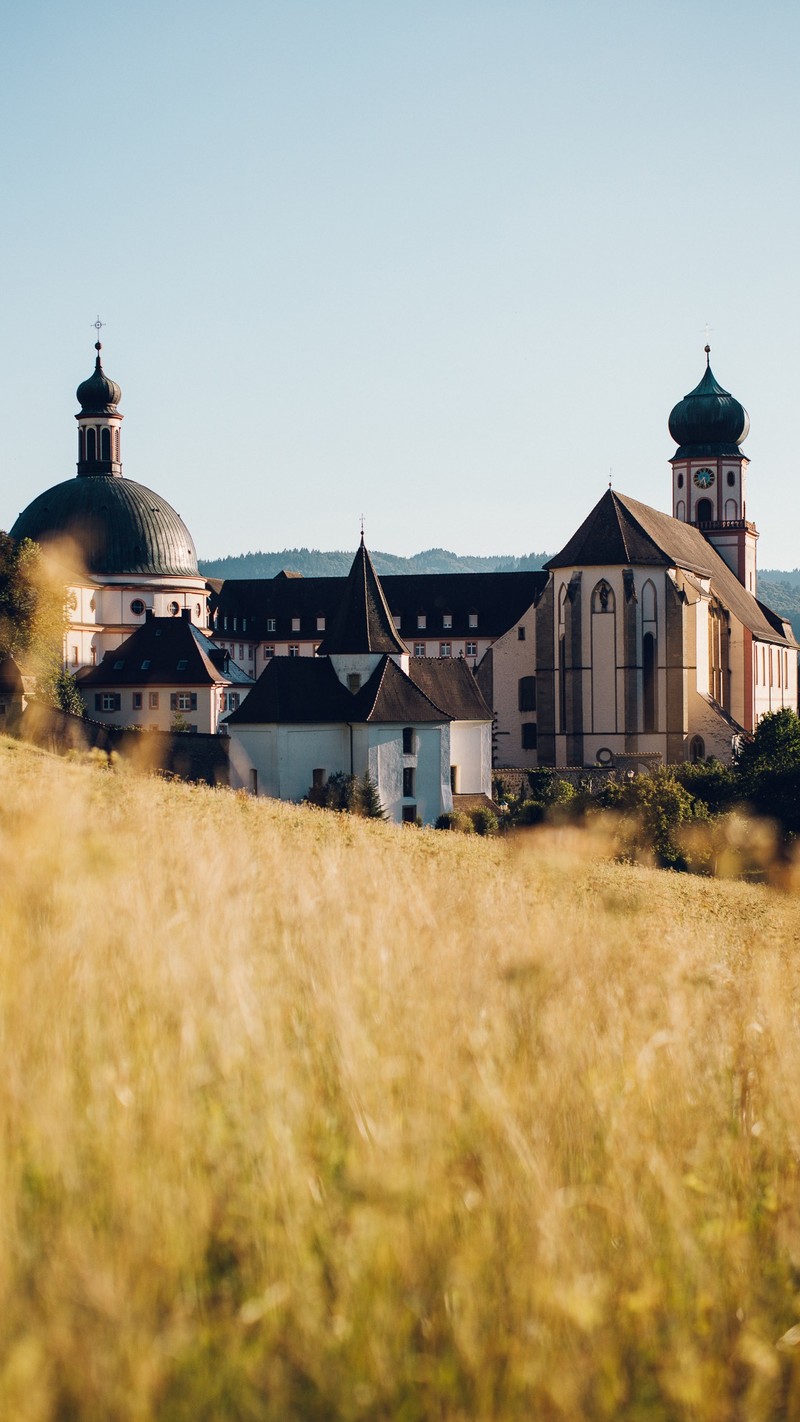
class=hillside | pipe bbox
[1,743,799,1419]
[198,546,553,578]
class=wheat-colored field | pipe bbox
[1,737,800,1420]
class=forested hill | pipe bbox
[198,547,554,579]
[198,549,800,640]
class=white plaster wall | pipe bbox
[85,685,222,734]
[450,721,491,794]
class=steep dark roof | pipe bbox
[11,475,198,578]
[316,540,408,655]
[226,654,450,727]
[0,654,24,694]
[547,489,796,648]
[210,570,546,642]
[79,615,252,688]
[408,658,492,720]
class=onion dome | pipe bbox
[76,343,122,414]
[10,476,198,578]
[668,347,749,458]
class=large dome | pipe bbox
[10,475,199,578]
[668,351,750,458]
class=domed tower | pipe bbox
[668,348,757,592]
[10,342,208,669]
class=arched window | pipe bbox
[86,427,97,462]
[641,580,657,623]
[559,633,566,733]
[643,632,657,732]
[724,498,737,520]
[591,580,614,613]
[690,736,705,763]
[696,497,713,524]
[101,428,111,460]
[78,429,85,461]
[676,499,686,521]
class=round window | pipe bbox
[596,747,614,766]
[130,598,145,616]
[168,601,179,617]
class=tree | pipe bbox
[733,709,800,836]
[0,533,82,715]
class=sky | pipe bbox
[2,0,799,566]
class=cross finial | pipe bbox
[608,468,613,490]
[92,315,105,354]
[702,323,712,363]
[359,513,365,545]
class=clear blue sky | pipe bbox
[2,0,799,566]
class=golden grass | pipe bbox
[1,738,800,1419]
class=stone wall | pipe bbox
[16,704,230,786]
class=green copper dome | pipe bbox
[76,344,122,415]
[668,351,749,458]
[10,475,198,577]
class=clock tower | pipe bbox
[668,348,757,593]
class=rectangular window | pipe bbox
[348,673,361,693]
[518,676,537,711]
[266,618,276,633]
[242,618,247,632]
[316,616,326,632]
[233,617,238,631]
[522,723,537,749]
[450,765,459,792]
[443,613,452,629]
[402,726,414,754]
[402,804,417,824]
[71,646,79,665]
[288,645,300,657]
[96,693,121,712]
[264,644,274,659]
[468,612,478,629]
[227,692,240,711]
[466,641,478,657]
[414,642,425,657]
[238,644,244,659]
[312,768,326,789]
[171,692,198,712]
[133,692,143,710]
[149,691,159,709]
[439,642,451,658]
[403,767,415,797]
[223,616,228,630]
[393,614,401,630]
[291,617,301,633]
[249,768,258,795]
[518,626,526,641]
[141,660,151,670]
[417,614,426,630]
[248,646,253,659]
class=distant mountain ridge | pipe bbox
[199,547,554,579]
[199,549,800,642]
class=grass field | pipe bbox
[1,737,800,1420]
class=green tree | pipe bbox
[733,709,800,836]
[0,533,81,715]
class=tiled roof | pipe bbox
[408,658,492,720]
[209,569,546,643]
[0,654,24,694]
[317,540,407,655]
[547,490,796,648]
[226,654,450,727]
[79,616,253,688]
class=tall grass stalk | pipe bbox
[1,737,800,1420]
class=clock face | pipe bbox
[694,467,715,489]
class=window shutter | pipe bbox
[190,693,197,711]
[170,693,177,711]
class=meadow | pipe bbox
[1,737,800,1420]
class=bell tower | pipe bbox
[668,347,757,594]
[75,340,124,477]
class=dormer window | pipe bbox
[468,612,478,629]
[113,659,124,670]
[443,613,452,629]
[177,659,188,670]
[348,673,361,694]
[417,613,426,630]
[292,617,301,632]
[141,659,151,670]
[317,615,326,632]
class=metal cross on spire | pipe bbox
[702,322,712,363]
[92,315,105,351]
[359,513,365,544]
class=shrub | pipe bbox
[434,811,474,833]
[469,806,499,837]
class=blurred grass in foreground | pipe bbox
[1,737,800,1420]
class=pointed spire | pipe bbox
[317,539,408,655]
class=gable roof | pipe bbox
[408,657,492,720]
[209,569,546,643]
[316,539,408,655]
[0,654,24,694]
[547,489,797,648]
[226,653,450,727]
[79,615,254,688]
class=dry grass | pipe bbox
[1,737,800,1420]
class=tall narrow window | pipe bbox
[86,427,97,462]
[101,428,111,461]
[518,676,536,711]
[643,632,657,732]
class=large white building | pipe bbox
[7,343,797,774]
